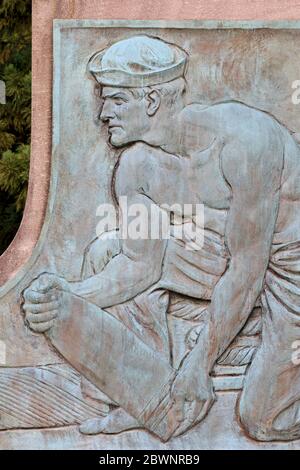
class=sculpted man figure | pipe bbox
[23,36,300,441]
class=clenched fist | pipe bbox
[22,273,70,333]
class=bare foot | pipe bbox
[79,407,142,435]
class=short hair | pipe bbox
[128,77,186,108]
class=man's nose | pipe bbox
[100,100,115,122]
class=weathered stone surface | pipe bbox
[2,0,300,286]
[1,393,300,450]
[1,4,300,449]
[0,365,109,430]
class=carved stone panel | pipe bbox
[1,20,300,449]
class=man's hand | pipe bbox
[170,350,215,437]
[22,273,70,333]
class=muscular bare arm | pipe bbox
[184,133,284,375]
[203,138,283,363]
[170,128,284,436]
[68,148,168,308]
[22,146,168,331]
[69,191,167,308]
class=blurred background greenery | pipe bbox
[0,0,31,254]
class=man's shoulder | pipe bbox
[115,143,165,195]
[117,142,177,177]
[181,101,274,126]
[119,142,167,165]
[181,101,282,153]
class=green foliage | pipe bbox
[0,144,30,210]
[0,0,31,253]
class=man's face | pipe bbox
[100,87,151,147]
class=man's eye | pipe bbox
[113,99,124,106]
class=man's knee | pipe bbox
[238,388,275,441]
[238,389,300,441]
[84,231,120,275]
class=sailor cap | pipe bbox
[88,35,187,87]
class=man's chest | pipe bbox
[187,139,232,210]
[146,138,232,213]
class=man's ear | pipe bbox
[146,90,161,116]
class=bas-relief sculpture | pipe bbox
[1,21,300,449]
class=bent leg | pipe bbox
[238,282,300,441]
[79,233,172,436]
[46,291,177,441]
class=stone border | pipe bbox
[54,18,300,29]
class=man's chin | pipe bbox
[109,136,131,148]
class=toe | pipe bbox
[79,417,105,435]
